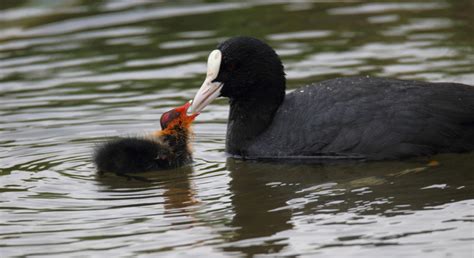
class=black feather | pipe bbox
[94,129,192,174]
[213,37,474,160]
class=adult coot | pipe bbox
[190,37,474,160]
[94,102,198,173]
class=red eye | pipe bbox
[227,62,237,71]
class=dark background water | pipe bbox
[1,0,473,257]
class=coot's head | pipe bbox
[191,37,286,113]
[160,101,198,130]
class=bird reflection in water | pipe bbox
[94,167,198,211]
[221,153,473,256]
[93,153,473,256]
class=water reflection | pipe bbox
[222,154,474,255]
[1,0,473,256]
[95,167,197,211]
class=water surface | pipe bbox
[1,0,473,257]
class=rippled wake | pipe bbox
[1,0,473,256]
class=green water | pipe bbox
[1,0,473,257]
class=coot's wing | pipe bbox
[248,77,474,159]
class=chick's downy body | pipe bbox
[94,102,198,174]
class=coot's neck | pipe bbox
[226,94,283,157]
[161,127,192,166]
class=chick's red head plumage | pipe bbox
[160,101,199,131]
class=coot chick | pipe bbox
[190,36,474,160]
[94,102,198,173]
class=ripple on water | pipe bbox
[1,0,473,257]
